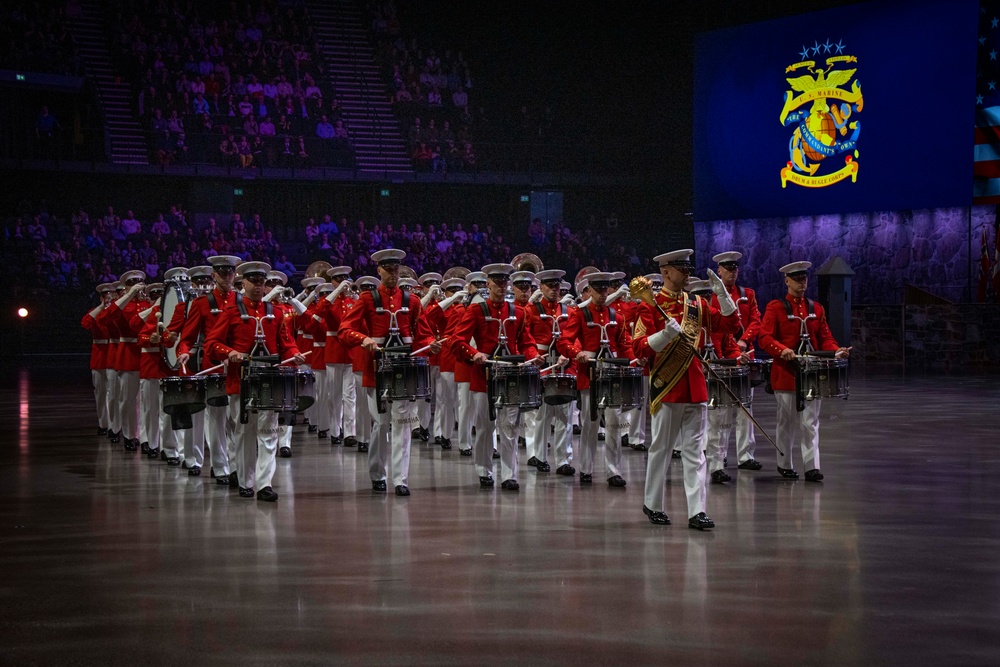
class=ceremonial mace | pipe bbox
[629,276,783,456]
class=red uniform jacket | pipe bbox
[451,298,539,393]
[170,287,237,375]
[81,310,109,370]
[631,291,737,404]
[204,296,301,395]
[312,295,353,365]
[556,303,634,391]
[523,298,577,376]
[711,283,762,356]
[415,300,453,370]
[107,298,150,372]
[294,303,314,367]
[449,303,472,383]
[97,306,120,371]
[758,295,839,392]
[135,307,176,380]
[339,285,423,388]
[301,299,327,371]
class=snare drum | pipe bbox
[748,358,772,388]
[799,357,849,401]
[244,365,299,412]
[592,363,643,410]
[542,372,577,405]
[378,355,431,402]
[204,373,229,407]
[160,376,207,416]
[491,364,542,410]
[295,368,316,412]
[706,363,752,409]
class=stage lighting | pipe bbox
[17,308,28,318]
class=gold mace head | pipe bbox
[629,276,657,307]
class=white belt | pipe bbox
[141,347,159,354]
[93,339,109,344]
[301,333,312,339]
[313,342,326,347]
[326,330,338,337]
[111,338,121,344]
[536,344,550,352]
[373,336,412,344]
[120,337,138,343]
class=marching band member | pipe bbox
[556,272,633,487]
[453,272,486,457]
[82,283,114,436]
[264,270,297,458]
[98,281,123,444]
[711,251,764,470]
[414,272,443,443]
[321,266,357,447]
[758,261,849,482]
[106,270,150,451]
[612,271,649,453]
[204,261,304,502]
[510,271,536,450]
[340,249,428,496]
[523,269,575,476]
[135,283,183,464]
[307,281,334,440]
[631,249,738,529]
[451,263,540,491]
[415,276,464,450]
[295,277,324,431]
[350,276,380,454]
[170,256,240,486]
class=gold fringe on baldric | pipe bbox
[639,292,704,415]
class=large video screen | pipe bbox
[694,0,978,221]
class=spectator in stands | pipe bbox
[259,116,276,137]
[121,211,142,237]
[35,106,59,157]
[461,142,476,170]
[319,215,338,237]
[220,134,238,166]
[275,254,295,275]
[316,115,335,139]
[305,218,320,247]
[193,92,209,115]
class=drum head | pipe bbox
[161,283,186,370]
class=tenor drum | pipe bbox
[542,372,577,405]
[378,355,431,402]
[160,376,206,416]
[799,357,850,401]
[204,373,229,407]
[245,365,299,412]
[593,362,643,410]
[748,358,772,388]
[706,363,751,409]
[491,365,542,410]
[160,282,186,371]
[295,368,316,411]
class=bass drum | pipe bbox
[160,281,186,371]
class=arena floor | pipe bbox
[1,365,998,665]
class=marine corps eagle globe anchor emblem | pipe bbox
[780,40,863,188]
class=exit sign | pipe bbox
[380,189,390,197]
[520,195,529,202]
[233,188,244,196]
[16,74,25,81]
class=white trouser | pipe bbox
[339,363,356,438]
[627,375,650,445]
[366,391,416,486]
[644,402,708,518]
[775,391,821,471]
[706,406,738,473]
[228,401,280,490]
[158,390,181,458]
[524,400,572,465]
[471,392,519,481]
[280,424,293,449]
[578,393,623,478]
[92,369,109,429]
[106,369,120,434]
[182,410,206,467]
[418,365,439,430]
[328,363,355,438]
[457,381,473,451]
[434,371,456,439]
[355,374,371,443]
[205,403,229,475]
[313,367,330,432]
[571,400,580,430]
[118,370,140,440]
[139,378,158,445]
[735,389,757,463]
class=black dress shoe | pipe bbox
[518,436,526,448]
[688,512,715,530]
[632,443,649,451]
[710,470,732,484]
[124,439,137,451]
[238,486,255,498]
[434,435,444,445]
[643,505,670,525]
[527,456,540,467]
[146,447,160,459]
[501,479,519,491]
[344,436,358,447]
[411,426,429,442]
[777,466,800,479]
[440,438,452,450]
[556,464,575,476]
[492,449,500,459]
[671,450,681,459]
[597,431,605,441]
[216,476,230,486]
[166,457,181,467]
[308,425,318,433]
[607,475,627,488]
[109,432,121,443]
[141,441,150,453]
[536,461,551,473]
[622,434,630,448]
[331,434,343,445]
[278,446,292,458]
[395,485,410,496]
[579,473,593,484]
[229,472,238,488]
[372,480,387,492]
[479,476,494,488]
[357,442,369,453]
[738,459,763,470]
[804,469,824,482]
[97,427,109,436]
[317,429,329,438]
[188,465,202,477]
[257,486,278,502]
[459,448,472,456]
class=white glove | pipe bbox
[115,285,139,308]
[439,289,464,311]
[420,284,441,308]
[529,288,543,304]
[559,294,575,306]
[606,284,629,305]
[138,306,155,321]
[294,290,307,301]
[300,291,317,307]
[88,304,104,318]
[262,285,284,302]
[288,297,308,316]
[707,268,736,316]
[326,281,349,301]
[577,297,592,309]
[647,318,683,352]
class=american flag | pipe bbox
[975,2,1000,203]
[977,225,991,302]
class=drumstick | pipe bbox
[195,362,226,376]
[410,337,449,357]
[538,363,563,374]
[274,350,311,366]
[484,359,516,366]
